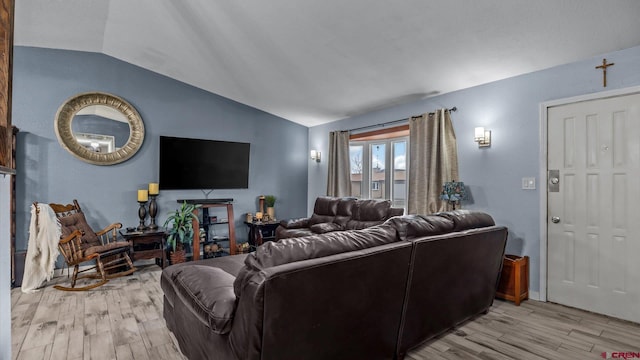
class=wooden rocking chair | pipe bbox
[37,199,136,291]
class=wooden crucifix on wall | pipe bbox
[595,58,614,87]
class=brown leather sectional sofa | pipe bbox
[275,196,404,240]
[161,210,508,360]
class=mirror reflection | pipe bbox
[72,105,131,153]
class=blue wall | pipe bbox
[308,45,640,296]
[12,44,640,292]
[12,46,309,251]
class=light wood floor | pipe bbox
[11,264,640,360]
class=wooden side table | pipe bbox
[496,255,529,306]
[120,228,167,269]
[244,221,279,247]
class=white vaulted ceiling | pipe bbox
[14,1,640,126]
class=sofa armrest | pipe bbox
[434,210,495,231]
[279,217,310,229]
[171,265,238,334]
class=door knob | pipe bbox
[550,177,559,185]
[551,216,560,223]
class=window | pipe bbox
[370,143,386,199]
[391,141,407,208]
[349,126,408,210]
[349,144,363,198]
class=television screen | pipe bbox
[159,136,250,190]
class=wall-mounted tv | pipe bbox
[159,136,250,190]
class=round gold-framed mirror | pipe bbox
[54,92,145,165]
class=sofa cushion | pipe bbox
[331,198,354,226]
[407,216,456,238]
[84,241,130,256]
[57,212,101,248]
[275,227,314,239]
[310,222,343,234]
[345,219,383,230]
[308,197,357,227]
[161,255,248,307]
[170,265,237,335]
[353,199,391,221]
[388,207,405,218]
[234,224,399,297]
[343,199,391,230]
[435,210,495,232]
[308,213,335,227]
[313,196,340,216]
[279,217,310,229]
[385,215,455,240]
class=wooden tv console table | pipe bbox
[178,199,236,259]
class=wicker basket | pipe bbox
[169,250,187,265]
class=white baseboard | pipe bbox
[528,290,541,301]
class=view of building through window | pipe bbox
[350,136,408,209]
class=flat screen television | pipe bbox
[159,136,250,190]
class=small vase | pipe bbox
[267,207,275,221]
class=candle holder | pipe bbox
[137,201,148,231]
[148,195,158,229]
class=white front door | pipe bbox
[547,93,640,323]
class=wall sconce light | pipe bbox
[474,127,491,147]
[310,150,321,162]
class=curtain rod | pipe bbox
[347,107,457,133]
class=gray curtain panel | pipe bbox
[408,109,459,214]
[326,130,352,197]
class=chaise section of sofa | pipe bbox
[161,254,248,360]
[390,211,508,357]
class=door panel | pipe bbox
[547,93,640,323]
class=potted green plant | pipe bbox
[265,195,276,221]
[164,201,200,264]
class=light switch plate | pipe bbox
[522,177,536,190]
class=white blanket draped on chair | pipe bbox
[22,203,61,293]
